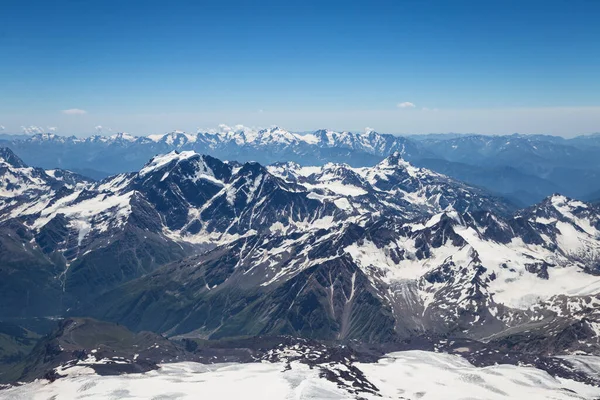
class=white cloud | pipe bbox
[0,125,5,131]
[62,108,88,115]
[214,123,231,134]
[47,126,58,132]
[397,102,416,109]
[95,125,113,134]
[214,124,251,134]
[21,125,45,134]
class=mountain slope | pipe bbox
[84,194,600,351]
[1,147,599,356]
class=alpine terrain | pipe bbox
[1,144,600,399]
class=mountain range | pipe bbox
[1,143,600,396]
[3,127,600,205]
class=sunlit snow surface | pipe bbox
[3,351,600,400]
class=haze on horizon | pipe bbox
[1,0,599,137]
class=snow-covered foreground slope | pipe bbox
[360,352,600,400]
[3,351,600,400]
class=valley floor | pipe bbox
[2,350,600,400]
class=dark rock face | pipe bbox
[0,220,64,318]
[0,148,27,168]
[83,240,396,343]
[132,154,229,230]
[212,255,397,342]
[35,215,71,254]
[63,226,194,305]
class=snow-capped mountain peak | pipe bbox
[139,151,198,176]
[109,132,137,142]
[373,151,422,175]
[147,131,199,146]
[256,127,298,145]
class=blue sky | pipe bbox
[1,0,599,136]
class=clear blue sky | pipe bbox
[1,0,599,136]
